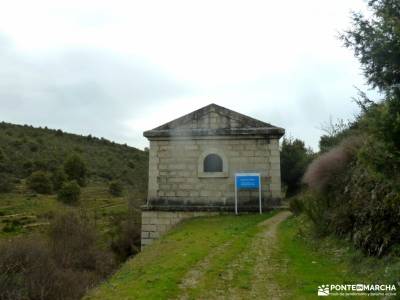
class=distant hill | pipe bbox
[0,122,148,195]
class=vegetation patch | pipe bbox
[272,215,400,299]
[86,212,274,300]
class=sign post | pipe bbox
[234,173,262,215]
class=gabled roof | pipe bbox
[143,103,284,139]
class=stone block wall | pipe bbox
[141,210,219,249]
[147,136,281,209]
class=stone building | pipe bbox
[141,103,284,247]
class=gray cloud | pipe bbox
[0,35,189,147]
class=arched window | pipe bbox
[203,154,223,172]
[198,149,228,178]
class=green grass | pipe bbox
[86,212,275,300]
[273,215,400,299]
[0,182,142,240]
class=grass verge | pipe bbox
[273,214,400,299]
[85,212,275,300]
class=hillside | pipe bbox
[0,122,148,238]
[0,122,148,190]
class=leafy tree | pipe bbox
[57,180,81,204]
[27,171,52,194]
[280,137,314,196]
[64,155,87,186]
[318,118,356,153]
[341,0,400,91]
[298,0,400,255]
[51,168,67,191]
[341,0,400,174]
[109,180,123,197]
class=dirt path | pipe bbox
[246,211,291,299]
[176,211,292,300]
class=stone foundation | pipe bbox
[141,210,219,249]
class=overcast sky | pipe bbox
[0,1,374,150]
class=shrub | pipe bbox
[0,148,5,161]
[110,218,141,262]
[26,170,52,194]
[64,154,87,186]
[0,173,14,193]
[0,213,116,300]
[33,159,50,172]
[28,141,39,152]
[300,192,332,237]
[57,180,80,204]
[0,237,56,300]
[2,219,23,233]
[22,160,33,176]
[302,137,361,193]
[280,137,314,196]
[109,180,123,196]
[49,212,115,273]
[303,134,400,255]
[51,168,67,191]
[288,196,304,215]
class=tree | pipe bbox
[109,180,123,197]
[27,171,52,194]
[341,0,400,92]
[64,155,87,186]
[57,181,81,204]
[280,137,314,196]
[341,0,400,173]
[51,168,67,191]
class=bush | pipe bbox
[64,154,87,186]
[22,160,33,177]
[57,180,80,204]
[0,213,116,300]
[51,168,67,191]
[0,148,5,162]
[28,141,39,152]
[0,173,14,193]
[110,218,141,262]
[280,137,314,196]
[109,180,123,196]
[288,196,304,215]
[49,212,115,273]
[0,237,56,300]
[2,219,23,233]
[302,137,361,193]
[26,170,52,194]
[303,135,400,255]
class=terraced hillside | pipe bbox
[0,122,148,239]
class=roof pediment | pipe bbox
[143,103,284,139]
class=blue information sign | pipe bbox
[234,172,262,215]
[236,175,260,189]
